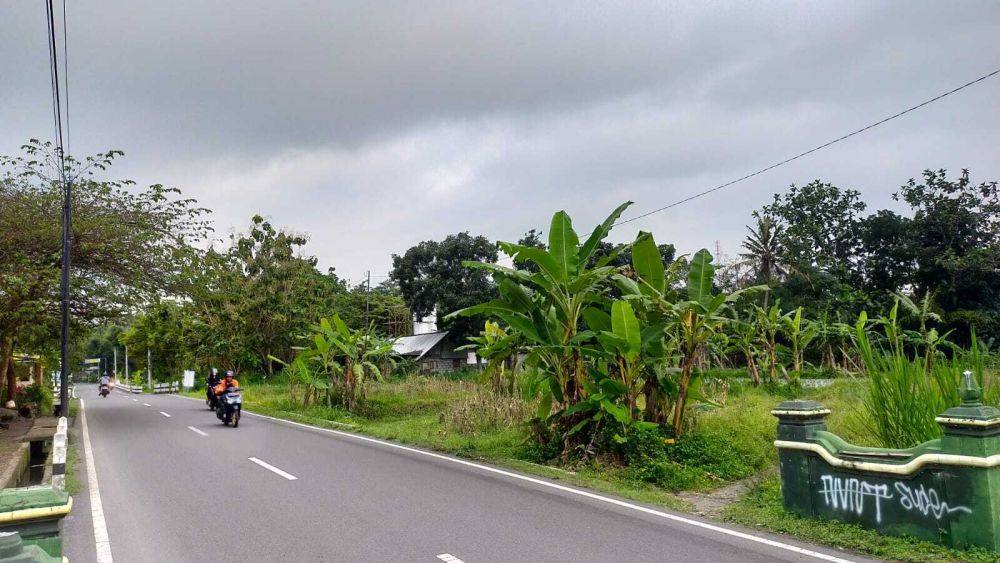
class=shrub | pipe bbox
[21,383,53,415]
[629,460,708,492]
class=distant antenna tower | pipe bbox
[714,240,722,263]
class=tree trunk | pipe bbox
[745,350,761,386]
[0,337,14,405]
[767,344,777,383]
[672,355,696,438]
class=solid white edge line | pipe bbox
[187,426,208,437]
[159,411,171,418]
[168,394,853,562]
[80,400,114,563]
[248,457,298,480]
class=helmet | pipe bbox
[211,368,218,375]
[225,371,234,378]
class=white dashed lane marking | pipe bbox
[248,457,298,480]
[159,411,171,418]
[187,426,207,436]
[142,403,151,407]
[437,555,465,563]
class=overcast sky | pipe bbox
[3,1,998,284]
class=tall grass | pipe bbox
[855,309,978,449]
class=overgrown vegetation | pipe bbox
[5,139,1000,561]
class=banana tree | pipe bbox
[663,250,764,435]
[622,233,763,435]
[448,202,633,426]
[782,307,818,381]
[458,320,523,394]
[727,307,762,385]
[447,202,631,452]
[753,302,785,382]
[893,291,953,375]
[613,231,681,424]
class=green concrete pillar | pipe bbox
[935,371,1000,550]
[772,400,831,516]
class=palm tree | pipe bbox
[740,215,787,285]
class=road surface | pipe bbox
[64,384,872,563]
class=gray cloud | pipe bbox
[2,1,999,283]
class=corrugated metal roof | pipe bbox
[392,331,450,360]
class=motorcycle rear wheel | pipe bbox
[233,411,240,428]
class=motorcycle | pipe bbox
[99,383,110,398]
[206,383,220,410]
[215,386,242,427]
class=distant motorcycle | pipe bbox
[99,383,111,398]
[215,386,242,427]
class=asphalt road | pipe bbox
[64,384,874,563]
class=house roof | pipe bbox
[392,331,450,361]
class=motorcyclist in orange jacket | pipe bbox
[213,371,240,396]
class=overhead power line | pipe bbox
[616,67,1000,226]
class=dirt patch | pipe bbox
[676,469,776,517]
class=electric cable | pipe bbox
[616,67,1000,226]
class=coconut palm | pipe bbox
[740,215,787,285]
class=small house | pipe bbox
[392,331,468,373]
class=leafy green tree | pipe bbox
[391,232,498,343]
[119,301,191,382]
[762,180,867,272]
[895,169,1000,343]
[82,325,126,376]
[0,141,209,395]
[856,210,914,302]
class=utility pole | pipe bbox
[365,270,371,328]
[147,348,152,390]
[113,347,117,380]
[58,174,72,416]
[124,345,128,383]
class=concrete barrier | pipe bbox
[50,419,66,491]
[773,371,1000,551]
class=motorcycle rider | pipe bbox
[213,371,240,396]
[206,368,221,390]
[98,374,111,393]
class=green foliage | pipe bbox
[20,383,53,415]
[274,314,396,412]
[119,300,190,383]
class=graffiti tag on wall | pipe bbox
[818,475,972,524]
